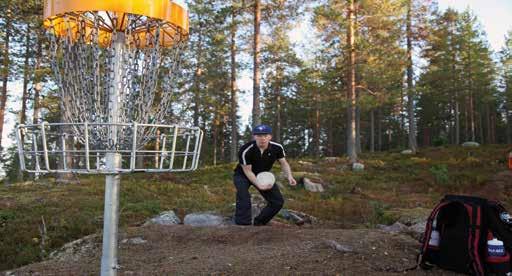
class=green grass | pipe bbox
[1,145,511,270]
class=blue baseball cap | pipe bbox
[252,124,272,135]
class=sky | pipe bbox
[1,0,512,174]
[437,0,512,52]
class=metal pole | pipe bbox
[101,32,125,276]
[101,152,121,276]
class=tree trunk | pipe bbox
[21,25,31,134]
[192,21,204,127]
[0,9,12,150]
[230,5,238,162]
[451,35,460,145]
[252,0,261,127]
[507,107,512,144]
[468,50,476,142]
[221,114,227,162]
[213,116,218,166]
[275,65,283,143]
[32,30,43,125]
[486,104,491,144]
[464,96,469,141]
[328,119,334,156]
[355,105,361,154]
[370,109,375,152]
[346,0,357,163]
[377,107,382,151]
[406,0,418,153]
[313,88,321,157]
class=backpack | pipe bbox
[418,195,512,275]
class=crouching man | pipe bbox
[233,124,296,225]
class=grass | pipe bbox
[1,145,511,271]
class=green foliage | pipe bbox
[368,200,395,226]
[429,164,449,185]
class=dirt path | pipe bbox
[7,224,463,275]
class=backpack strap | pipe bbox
[464,202,485,276]
[417,201,450,269]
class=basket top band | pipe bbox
[43,0,188,48]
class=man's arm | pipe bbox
[241,164,260,186]
[278,158,297,186]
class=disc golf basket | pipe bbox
[14,1,201,275]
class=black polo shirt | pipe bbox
[234,141,286,176]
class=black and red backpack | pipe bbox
[419,195,512,275]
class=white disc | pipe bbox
[256,172,275,189]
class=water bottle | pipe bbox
[486,233,510,275]
[428,229,440,247]
[488,238,506,257]
[424,219,440,265]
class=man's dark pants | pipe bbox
[233,173,284,225]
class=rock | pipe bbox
[386,207,430,226]
[121,237,147,244]
[325,240,354,253]
[49,234,99,262]
[302,177,325,192]
[280,209,317,225]
[250,194,266,220]
[377,222,408,234]
[298,160,314,167]
[203,185,213,195]
[408,221,426,241]
[324,157,341,163]
[287,171,321,180]
[144,211,181,226]
[184,212,225,226]
[352,163,365,171]
[462,141,480,147]
[350,186,362,195]
[401,149,414,155]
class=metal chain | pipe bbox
[48,12,186,150]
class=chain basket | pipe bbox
[47,11,188,150]
[16,122,203,174]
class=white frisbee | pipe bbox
[256,172,275,190]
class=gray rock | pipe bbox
[144,211,181,226]
[279,209,317,225]
[408,221,426,240]
[49,234,99,262]
[401,149,414,155]
[324,157,341,163]
[121,237,147,244]
[377,222,408,233]
[352,162,365,171]
[462,141,480,147]
[325,240,354,253]
[303,177,325,192]
[298,160,314,167]
[184,212,224,226]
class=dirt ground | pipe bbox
[6,224,464,275]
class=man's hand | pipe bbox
[288,175,297,186]
[256,181,273,191]
[278,158,296,186]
